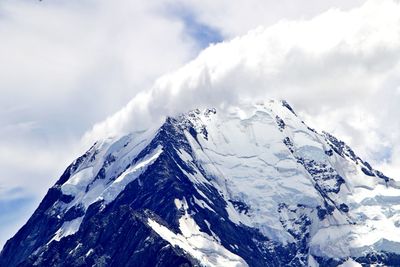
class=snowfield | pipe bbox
[2,100,399,266]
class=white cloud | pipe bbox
[2,0,400,248]
[173,0,366,38]
[85,0,400,179]
[0,0,196,193]
[0,0,200,247]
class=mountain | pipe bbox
[1,100,399,267]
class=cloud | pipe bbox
[0,0,212,247]
[164,3,223,49]
[173,0,366,38]
[0,0,199,193]
[85,0,400,178]
[2,0,400,249]
[0,187,36,250]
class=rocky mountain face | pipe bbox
[1,100,399,267]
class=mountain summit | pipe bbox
[1,100,399,266]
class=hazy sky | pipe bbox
[3,0,393,248]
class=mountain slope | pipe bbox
[1,100,399,267]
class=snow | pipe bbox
[69,243,82,255]
[53,99,400,261]
[310,198,400,257]
[99,146,163,204]
[148,198,248,267]
[338,258,362,267]
[307,255,319,267]
[193,196,215,212]
[61,167,94,196]
[180,101,400,257]
[53,129,163,243]
[85,249,94,257]
[58,127,160,212]
[56,146,163,240]
[50,216,84,243]
[184,102,323,242]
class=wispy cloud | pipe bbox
[0,0,215,247]
[2,0,398,250]
[85,0,400,179]
[173,0,366,37]
[165,3,223,48]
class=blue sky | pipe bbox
[168,5,223,48]
[4,0,400,250]
[0,189,36,246]
[0,0,224,248]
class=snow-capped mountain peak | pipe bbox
[1,100,399,267]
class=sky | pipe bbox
[2,0,398,249]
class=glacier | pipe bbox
[1,100,399,266]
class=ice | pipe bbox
[180,101,400,257]
[61,167,94,196]
[193,196,215,212]
[55,140,163,242]
[85,249,94,258]
[77,145,161,210]
[50,216,84,243]
[307,254,319,267]
[54,99,400,261]
[148,198,248,267]
[183,102,323,241]
[58,126,161,212]
[99,146,163,204]
[338,258,362,267]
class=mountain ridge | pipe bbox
[1,100,399,267]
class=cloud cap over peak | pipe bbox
[84,0,400,178]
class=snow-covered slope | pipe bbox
[1,100,399,267]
